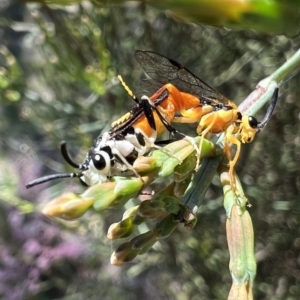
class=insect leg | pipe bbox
[225,128,242,192]
[147,100,202,162]
[118,75,159,130]
[110,147,144,182]
[141,95,185,139]
[141,95,156,131]
[141,95,186,162]
[194,112,218,171]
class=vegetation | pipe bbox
[1,1,300,299]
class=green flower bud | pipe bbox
[123,205,139,219]
[154,214,178,238]
[131,231,160,250]
[42,193,94,220]
[227,205,256,286]
[138,199,166,218]
[114,177,144,195]
[228,282,253,300]
[133,156,158,173]
[219,166,248,217]
[107,217,135,240]
[83,182,119,211]
[110,241,139,265]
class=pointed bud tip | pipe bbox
[110,252,124,265]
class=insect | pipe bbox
[134,50,278,190]
[26,77,186,189]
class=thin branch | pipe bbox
[239,48,300,116]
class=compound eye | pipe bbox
[248,116,258,128]
[92,153,107,170]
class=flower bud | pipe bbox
[107,217,135,240]
[133,156,158,173]
[110,241,139,265]
[42,193,94,220]
[154,214,178,238]
[131,231,160,250]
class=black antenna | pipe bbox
[26,141,83,189]
[60,141,80,168]
[257,66,300,130]
[26,172,81,189]
[257,87,279,131]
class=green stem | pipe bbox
[239,48,300,116]
[182,155,223,212]
[268,48,300,83]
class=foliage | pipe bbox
[29,0,300,35]
[1,1,300,300]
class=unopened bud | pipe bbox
[154,214,178,238]
[227,205,256,289]
[131,231,160,250]
[107,217,135,240]
[228,282,253,300]
[138,199,166,218]
[133,156,158,173]
[110,241,139,265]
[42,193,94,220]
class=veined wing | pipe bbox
[134,50,231,106]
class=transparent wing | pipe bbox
[134,50,231,106]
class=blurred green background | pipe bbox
[1,1,300,299]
